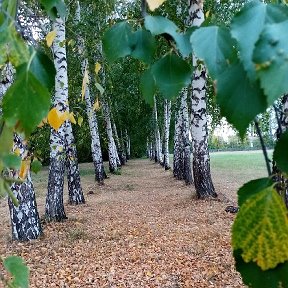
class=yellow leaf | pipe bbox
[95,62,101,75]
[47,107,67,131]
[46,30,57,47]
[78,116,83,127]
[81,68,89,101]
[205,10,210,18]
[19,160,30,180]
[69,112,76,124]
[146,0,166,11]
[93,98,100,111]
[14,148,21,156]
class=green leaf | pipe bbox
[151,54,192,100]
[217,62,267,138]
[95,83,104,95]
[232,186,288,270]
[0,123,14,155]
[234,249,288,288]
[144,16,192,57]
[140,68,156,105]
[190,26,235,79]
[273,130,288,174]
[3,65,51,135]
[254,20,288,104]
[29,50,56,91]
[238,178,274,206]
[39,0,66,20]
[2,154,21,169]
[131,28,156,63]
[231,0,266,80]
[231,1,288,81]
[31,160,42,174]
[3,256,29,288]
[102,22,134,63]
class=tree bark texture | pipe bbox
[163,99,172,170]
[153,96,162,164]
[188,0,216,198]
[124,129,131,160]
[46,15,84,221]
[102,98,119,172]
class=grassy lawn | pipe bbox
[210,150,272,200]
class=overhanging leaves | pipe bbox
[140,68,156,105]
[216,62,267,138]
[144,16,192,57]
[232,186,288,270]
[3,64,51,135]
[190,26,235,79]
[39,0,66,20]
[273,130,288,174]
[253,20,288,104]
[131,28,156,63]
[151,54,192,100]
[102,22,134,63]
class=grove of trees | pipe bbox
[1,0,288,287]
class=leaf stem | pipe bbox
[254,119,272,176]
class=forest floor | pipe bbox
[0,153,267,288]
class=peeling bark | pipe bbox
[46,14,85,221]
[188,0,216,198]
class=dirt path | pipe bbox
[0,160,244,287]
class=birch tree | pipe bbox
[46,10,85,222]
[187,0,216,198]
[163,99,171,170]
[75,1,106,184]
[1,64,42,241]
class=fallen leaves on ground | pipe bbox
[0,160,244,287]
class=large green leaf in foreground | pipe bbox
[3,65,51,135]
[3,256,29,288]
[151,54,192,100]
[233,186,288,270]
[254,20,288,104]
[190,26,235,79]
[102,22,134,63]
[140,68,156,105]
[217,62,266,138]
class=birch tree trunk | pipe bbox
[75,1,106,184]
[153,96,162,164]
[173,104,184,180]
[188,0,216,198]
[163,99,171,170]
[1,64,42,241]
[124,129,131,160]
[181,89,193,184]
[102,98,119,172]
[46,14,84,221]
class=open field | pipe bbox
[0,151,269,287]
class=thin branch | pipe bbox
[254,119,272,176]
[273,104,283,137]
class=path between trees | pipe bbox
[0,159,244,287]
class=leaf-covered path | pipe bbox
[0,159,244,287]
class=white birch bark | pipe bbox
[102,98,119,172]
[163,99,172,170]
[1,64,42,241]
[173,103,184,180]
[188,0,216,198]
[181,89,193,184]
[46,14,84,221]
[75,1,106,184]
[124,129,131,160]
[153,96,162,163]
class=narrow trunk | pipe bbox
[188,0,216,198]
[181,89,193,185]
[173,105,184,180]
[124,129,131,160]
[163,99,172,170]
[46,15,84,221]
[102,99,118,172]
[153,96,163,164]
[82,60,105,184]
